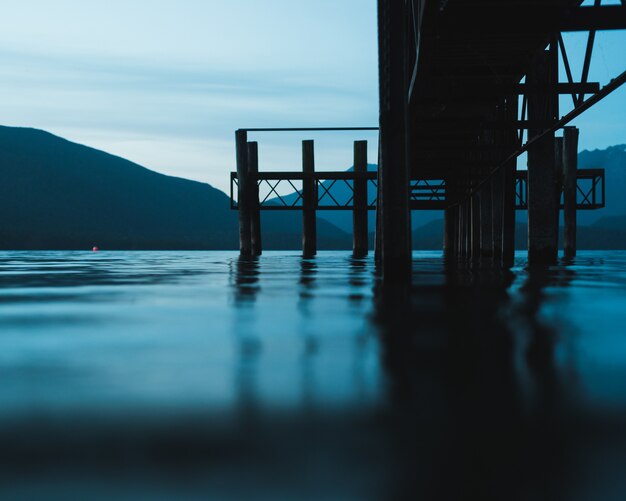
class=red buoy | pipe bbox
[92,246,99,252]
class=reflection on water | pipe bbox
[0,251,626,499]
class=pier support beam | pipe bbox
[302,140,317,258]
[464,204,468,259]
[444,206,457,258]
[377,0,411,281]
[457,199,464,258]
[480,182,494,259]
[563,127,579,259]
[527,49,559,265]
[353,141,369,258]
[492,170,504,262]
[502,96,518,267]
[236,129,252,256]
[463,197,471,259]
[471,193,481,261]
[248,141,262,256]
[374,147,383,264]
[444,180,458,258]
[554,136,564,246]
[502,158,517,267]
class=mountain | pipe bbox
[0,126,350,250]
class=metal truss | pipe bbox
[231,169,605,211]
[231,172,378,211]
[515,168,605,211]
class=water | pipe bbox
[1,251,626,499]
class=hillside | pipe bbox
[0,126,350,250]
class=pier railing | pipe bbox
[515,168,605,211]
[231,127,605,257]
[230,169,605,211]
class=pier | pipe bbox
[231,1,626,281]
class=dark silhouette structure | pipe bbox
[232,1,626,281]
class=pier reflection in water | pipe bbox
[0,251,625,499]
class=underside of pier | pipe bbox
[377,0,626,280]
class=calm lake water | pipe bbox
[1,250,626,500]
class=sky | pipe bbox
[0,0,624,195]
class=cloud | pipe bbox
[0,47,378,191]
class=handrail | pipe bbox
[238,127,379,133]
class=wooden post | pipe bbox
[502,95,518,267]
[554,136,564,249]
[471,193,481,261]
[456,201,463,258]
[463,193,470,259]
[492,170,504,262]
[248,141,262,256]
[456,205,461,260]
[444,207,456,258]
[480,181,493,259]
[444,179,458,258]
[374,145,383,264]
[502,160,517,267]
[236,129,251,256]
[563,126,579,259]
[302,140,317,258]
[378,0,411,281]
[353,141,369,257]
[461,198,471,259]
[463,198,471,259]
[527,49,559,265]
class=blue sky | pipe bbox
[0,0,624,194]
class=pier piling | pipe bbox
[248,141,262,256]
[236,129,251,256]
[444,180,458,258]
[302,140,317,258]
[471,193,481,261]
[563,127,579,259]
[353,141,369,258]
[378,0,412,281]
[527,50,559,265]
[502,96,518,267]
[492,170,504,262]
[480,182,494,259]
